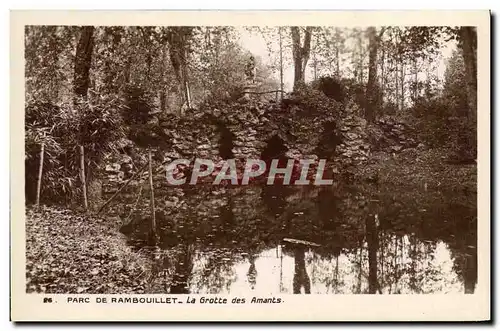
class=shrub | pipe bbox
[287,84,343,117]
[122,84,155,126]
[311,76,345,102]
[411,96,476,160]
[25,96,126,204]
[311,76,382,119]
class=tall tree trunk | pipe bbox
[366,27,379,122]
[279,27,284,100]
[102,27,122,94]
[312,49,318,81]
[159,45,168,113]
[291,26,313,91]
[167,27,192,111]
[73,26,95,100]
[356,32,364,84]
[395,59,399,111]
[413,57,418,103]
[291,27,303,89]
[73,26,101,210]
[278,26,284,100]
[44,26,62,101]
[400,62,405,111]
[380,47,385,105]
[458,27,477,120]
[457,27,477,160]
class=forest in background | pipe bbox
[24,25,477,205]
[24,25,478,295]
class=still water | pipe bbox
[118,183,477,295]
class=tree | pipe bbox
[442,26,477,160]
[291,26,313,90]
[458,27,477,120]
[167,27,194,111]
[332,28,345,78]
[73,26,95,100]
[351,28,367,85]
[25,26,63,102]
[100,27,125,94]
[365,27,385,122]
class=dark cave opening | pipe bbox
[260,134,288,164]
[315,121,342,159]
[216,122,235,160]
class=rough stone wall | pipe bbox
[104,97,372,189]
[335,102,370,173]
[369,115,418,153]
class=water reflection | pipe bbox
[169,244,193,294]
[293,246,311,294]
[122,184,477,294]
[247,254,257,290]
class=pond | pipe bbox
[115,182,477,295]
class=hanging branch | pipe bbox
[279,27,284,100]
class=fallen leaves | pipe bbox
[26,206,151,294]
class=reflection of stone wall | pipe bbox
[116,184,370,254]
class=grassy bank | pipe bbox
[26,206,151,294]
[364,147,476,193]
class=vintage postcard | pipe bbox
[10,10,490,321]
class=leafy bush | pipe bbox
[122,84,155,126]
[411,96,476,160]
[288,84,343,117]
[311,76,383,119]
[311,76,345,102]
[411,97,452,148]
[25,96,126,204]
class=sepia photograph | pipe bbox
[11,10,490,321]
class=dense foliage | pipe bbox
[24,25,477,202]
[25,96,125,203]
[24,24,478,296]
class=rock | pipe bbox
[197,144,211,150]
[147,116,159,125]
[106,163,121,172]
[345,132,359,140]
